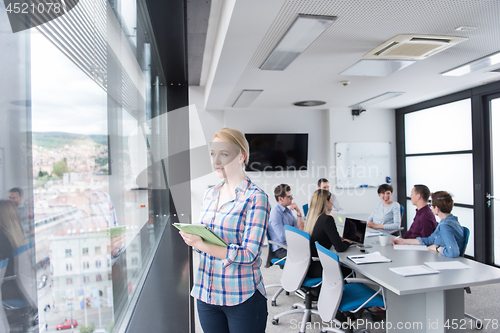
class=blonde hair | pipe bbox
[0,200,26,248]
[304,190,331,235]
[212,128,250,165]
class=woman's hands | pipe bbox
[367,221,383,229]
[179,231,204,250]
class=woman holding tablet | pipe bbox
[304,190,351,278]
[179,128,270,333]
[367,184,401,231]
[392,191,465,258]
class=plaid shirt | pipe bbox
[191,177,270,306]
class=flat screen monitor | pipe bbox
[245,133,308,171]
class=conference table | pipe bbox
[336,231,500,333]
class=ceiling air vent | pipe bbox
[364,34,468,60]
[293,100,326,107]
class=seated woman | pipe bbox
[392,191,465,258]
[367,184,401,232]
[304,190,351,278]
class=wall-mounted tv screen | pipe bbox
[245,133,308,171]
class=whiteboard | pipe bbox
[335,142,391,188]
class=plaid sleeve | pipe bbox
[222,191,269,267]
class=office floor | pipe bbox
[194,246,500,333]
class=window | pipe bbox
[96,274,102,282]
[131,257,138,265]
[95,260,102,268]
[1,0,171,330]
[399,97,475,257]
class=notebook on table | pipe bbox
[389,265,440,277]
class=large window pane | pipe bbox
[406,154,473,205]
[405,99,472,154]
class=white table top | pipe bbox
[336,234,500,296]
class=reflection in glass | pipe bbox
[406,154,473,205]
[405,99,472,155]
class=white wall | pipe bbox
[328,108,398,215]
[189,86,397,223]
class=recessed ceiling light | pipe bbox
[232,90,263,108]
[340,59,415,77]
[455,26,478,31]
[293,100,326,107]
[260,14,336,71]
[350,92,405,108]
[442,51,500,76]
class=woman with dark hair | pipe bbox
[304,190,351,278]
[367,184,401,231]
[393,191,465,258]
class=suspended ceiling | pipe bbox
[197,0,500,110]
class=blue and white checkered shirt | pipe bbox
[191,177,270,306]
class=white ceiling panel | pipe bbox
[203,0,500,110]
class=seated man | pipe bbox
[318,178,344,213]
[403,184,437,239]
[268,184,304,260]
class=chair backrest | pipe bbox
[281,225,311,292]
[400,204,405,217]
[460,226,470,257]
[315,242,344,322]
[303,203,309,217]
[0,258,10,333]
[12,243,37,309]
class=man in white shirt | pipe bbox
[317,178,344,213]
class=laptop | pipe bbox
[342,217,367,246]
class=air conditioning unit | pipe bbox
[363,34,468,60]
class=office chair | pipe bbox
[264,236,288,307]
[3,244,38,332]
[315,242,386,333]
[0,259,10,333]
[384,205,405,237]
[271,225,322,333]
[460,227,483,330]
[303,203,309,217]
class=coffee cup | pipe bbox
[379,234,389,246]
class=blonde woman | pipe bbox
[304,190,351,278]
[0,200,27,302]
[179,128,270,333]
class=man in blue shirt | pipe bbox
[268,184,304,259]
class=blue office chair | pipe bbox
[0,259,10,333]
[460,227,483,329]
[271,226,322,332]
[3,244,38,332]
[315,242,386,333]
[303,203,309,217]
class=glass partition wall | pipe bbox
[0,0,169,331]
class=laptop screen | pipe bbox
[342,218,367,245]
